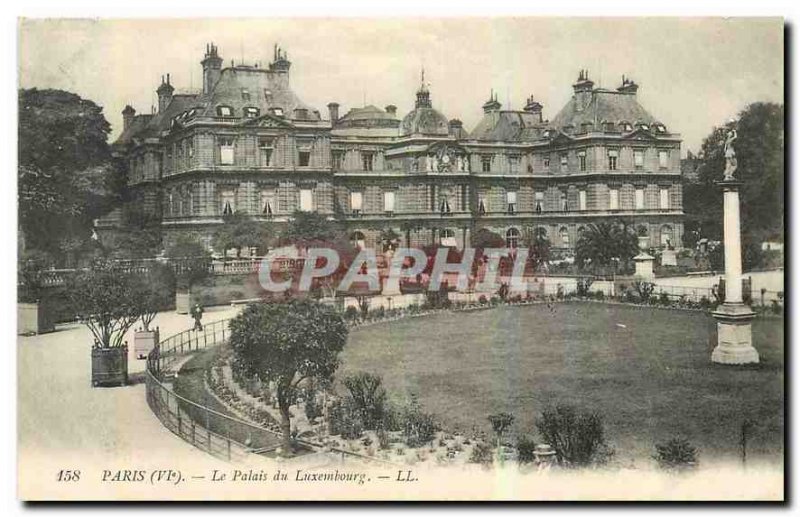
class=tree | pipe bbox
[575,222,637,274]
[104,206,163,259]
[488,412,515,449]
[525,227,551,272]
[18,89,124,259]
[536,404,609,467]
[280,210,343,246]
[67,259,142,348]
[135,263,175,331]
[228,300,348,455]
[212,212,273,258]
[684,103,784,246]
[164,235,211,290]
[343,372,387,430]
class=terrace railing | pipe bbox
[145,318,283,462]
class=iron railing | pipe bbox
[145,318,283,462]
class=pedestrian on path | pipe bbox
[191,303,204,332]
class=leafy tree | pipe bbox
[228,300,348,455]
[18,88,124,259]
[472,228,506,250]
[280,210,343,246]
[164,235,211,290]
[488,412,515,445]
[134,263,175,331]
[653,437,698,470]
[212,212,273,258]
[575,222,638,274]
[103,207,163,259]
[525,227,551,271]
[684,103,784,245]
[67,259,142,348]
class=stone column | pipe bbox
[711,180,758,364]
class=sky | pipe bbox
[18,17,783,155]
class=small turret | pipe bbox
[269,44,292,73]
[122,104,136,131]
[482,90,501,113]
[156,74,174,113]
[617,75,639,94]
[523,95,543,122]
[415,68,432,109]
[201,43,223,94]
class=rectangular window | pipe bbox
[578,151,586,172]
[635,188,645,210]
[261,190,275,216]
[660,188,670,209]
[219,136,235,165]
[634,149,644,169]
[507,191,517,214]
[350,191,363,214]
[579,190,587,211]
[298,151,311,167]
[241,88,250,101]
[332,151,344,171]
[608,149,618,171]
[561,191,569,212]
[186,139,194,158]
[560,153,569,172]
[609,188,619,210]
[477,197,487,215]
[220,189,235,215]
[362,152,374,171]
[543,155,550,169]
[658,150,669,169]
[482,156,492,173]
[534,191,544,213]
[509,156,520,173]
[383,191,395,213]
[299,189,314,212]
[259,138,273,167]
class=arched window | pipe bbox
[351,231,366,249]
[440,229,457,247]
[660,225,673,248]
[506,228,520,249]
[559,226,570,247]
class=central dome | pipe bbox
[400,107,449,136]
[400,71,450,136]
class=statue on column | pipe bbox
[723,120,738,181]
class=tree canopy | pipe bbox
[280,210,343,246]
[212,212,273,257]
[684,102,784,245]
[575,222,638,274]
[18,88,124,260]
[229,300,348,455]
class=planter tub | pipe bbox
[91,346,128,387]
[175,290,194,314]
[17,302,55,335]
[134,329,160,360]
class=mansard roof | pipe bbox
[549,88,659,133]
[468,110,547,142]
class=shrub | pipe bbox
[377,429,391,450]
[372,306,386,320]
[401,397,438,447]
[478,295,488,305]
[488,412,515,442]
[344,305,359,322]
[699,296,711,309]
[632,280,655,303]
[343,372,387,430]
[653,437,698,469]
[516,435,537,464]
[304,394,323,423]
[536,404,608,467]
[576,277,594,297]
[594,290,605,301]
[771,300,782,315]
[659,291,671,306]
[327,399,364,440]
[468,441,494,466]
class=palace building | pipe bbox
[109,43,684,255]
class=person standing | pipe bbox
[191,303,204,332]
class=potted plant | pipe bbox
[164,235,211,314]
[17,251,55,335]
[68,259,141,387]
[133,263,174,359]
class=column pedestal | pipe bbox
[711,179,758,365]
[711,303,759,364]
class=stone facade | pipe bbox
[110,45,684,255]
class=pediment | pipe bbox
[240,114,295,129]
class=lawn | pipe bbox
[340,302,784,466]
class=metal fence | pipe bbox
[145,318,283,462]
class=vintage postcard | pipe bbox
[16,17,784,501]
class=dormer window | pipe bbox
[264,89,273,101]
[640,124,650,131]
[294,108,308,120]
[271,107,284,117]
[241,88,250,101]
[244,107,260,118]
[656,124,667,133]
[622,122,633,132]
[217,105,234,117]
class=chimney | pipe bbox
[201,42,223,94]
[122,105,136,131]
[523,95,543,123]
[385,104,397,117]
[572,69,594,111]
[482,90,501,114]
[327,102,340,124]
[617,74,639,94]
[156,74,174,113]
